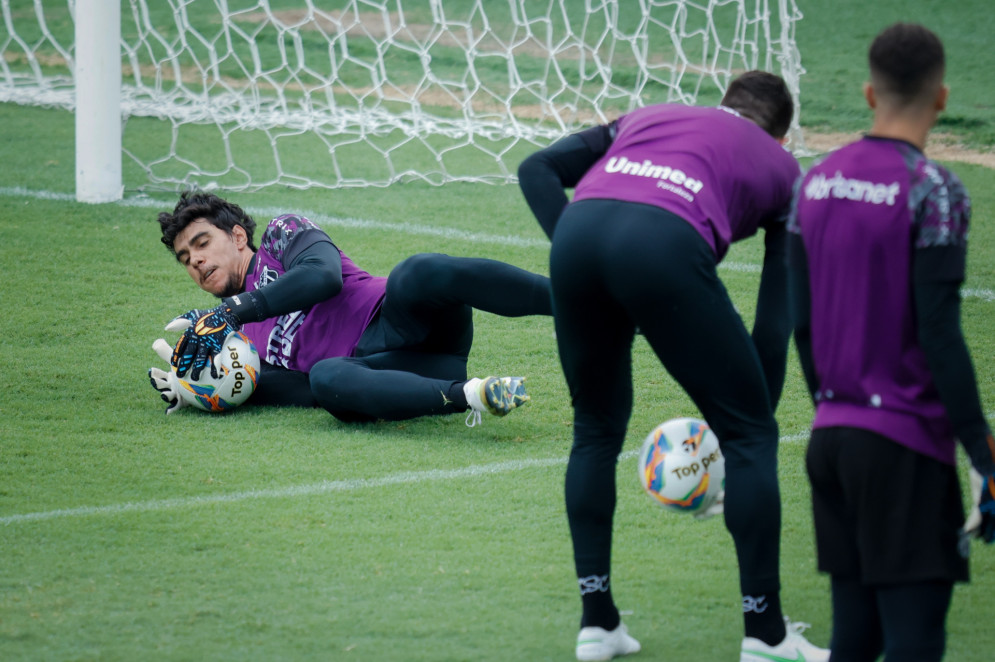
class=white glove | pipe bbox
[148,337,190,415]
[965,467,984,535]
[694,489,725,521]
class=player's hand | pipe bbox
[966,468,995,544]
[167,303,240,380]
[148,338,188,415]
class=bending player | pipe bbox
[518,71,828,661]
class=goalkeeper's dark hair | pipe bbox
[720,70,793,139]
[869,22,945,105]
[158,191,257,254]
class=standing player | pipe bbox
[518,71,828,661]
[789,22,995,661]
[149,191,552,425]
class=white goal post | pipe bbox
[0,0,805,199]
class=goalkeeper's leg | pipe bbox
[309,352,469,422]
[384,253,553,323]
[252,363,318,407]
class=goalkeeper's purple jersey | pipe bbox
[242,214,387,372]
[788,137,971,465]
[571,104,800,260]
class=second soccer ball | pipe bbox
[638,417,725,515]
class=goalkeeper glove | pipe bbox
[962,430,995,544]
[966,467,995,544]
[148,338,190,415]
[167,302,241,380]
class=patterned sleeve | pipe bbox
[786,170,806,235]
[909,158,971,250]
[260,214,331,269]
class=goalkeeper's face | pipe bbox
[173,219,251,298]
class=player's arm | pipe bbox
[517,122,616,239]
[751,219,793,411]
[914,245,995,542]
[225,234,343,323]
[787,231,818,401]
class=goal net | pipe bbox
[1,0,804,192]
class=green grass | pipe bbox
[795,0,995,147]
[2,1,995,660]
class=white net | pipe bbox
[0,0,805,192]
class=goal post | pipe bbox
[1,0,805,194]
[74,0,122,202]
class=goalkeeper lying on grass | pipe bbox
[148,191,551,425]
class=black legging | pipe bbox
[550,199,782,597]
[828,577,953,662]
[310,253,552,422]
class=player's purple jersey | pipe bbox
[241,214,387,372]
[571,104,800,260]
[789,137,971,464]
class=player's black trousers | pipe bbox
[550,200,782,603]
[304,253,551,422]
[828,577,952,662]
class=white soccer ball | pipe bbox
[637,417,725,515]
[173,331,260,412]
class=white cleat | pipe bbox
[740,618,830,662]
[576,622,641,661]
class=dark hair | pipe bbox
[720,70,793,139]
[158,191,257,255]
[869,22,944,103]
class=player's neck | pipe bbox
[867,111,936,152]
[238,249,256,290]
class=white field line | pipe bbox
[0,440,763,526]
[2,430,818,526]
[6,186,995,300]
[5,422,971,526]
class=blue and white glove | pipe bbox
[168,303,241,380]
[148,338,190,415]
[966,467,995,544]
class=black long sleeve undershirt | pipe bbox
[226,234,343,323]
[752,222,792,411]
[517,123,616,239]
[787,233,819,398]
[914,246,994,474]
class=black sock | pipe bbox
[579,575,620,630]
[449,382,469,409]
[742,592,785,645]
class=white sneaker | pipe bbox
[740,618,830,662]
[464,376,529,427]
[576,622,641,661]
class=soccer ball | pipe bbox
[637,417,724,515]
[173,331,260,412]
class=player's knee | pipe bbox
[310,358,363,412]
[389,252,452,293]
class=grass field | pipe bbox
[1,2,994,661]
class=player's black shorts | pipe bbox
[806,426,969,585]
